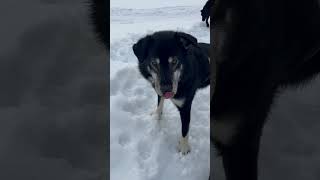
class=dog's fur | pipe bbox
[210,0,320,179]
[201,0,215,27]
[133,31,210,154]
[89,0,108,49]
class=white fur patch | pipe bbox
[148,77,154,84]
[150,71,162,96]
[156,97,164,119]
[147,60,162,96]
[151,97,164,120]
[177,135,190,155]
[172,66,182,94]
[171,98,185,108]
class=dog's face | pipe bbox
[132,31,198,99]
[145,56,182,99]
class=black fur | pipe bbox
[201,0,215,27]
[210,0,320,179]
[133,31,210,150]
[89,0,109,49]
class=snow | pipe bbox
[111,0,208,9]
[110,1,210,180]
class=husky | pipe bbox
[132,31,210,154]
[201,0,214,27]
[210,0,320,179]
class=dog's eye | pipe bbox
[151,60,158,66]
[171,58,178,65]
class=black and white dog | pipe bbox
[133,31,210,154]
[210,0,320,179]
[201,0,214,27]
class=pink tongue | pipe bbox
[164,92,174,99]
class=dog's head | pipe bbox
[132,31,198,99]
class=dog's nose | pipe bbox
[160,84,173,93]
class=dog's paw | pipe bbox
[177,136,191,155]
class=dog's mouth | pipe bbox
[163,92,174,99]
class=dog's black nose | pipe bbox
[160,84,173,93]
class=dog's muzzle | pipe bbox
[160,84,174,99]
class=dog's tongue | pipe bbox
[164,92,174,99]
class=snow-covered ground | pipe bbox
[110,0,210,180]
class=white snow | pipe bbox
[111,0,208,9]
[110,1,210,180]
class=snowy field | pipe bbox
[110,0,210,180]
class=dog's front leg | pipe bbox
[177,103,191,155]
[212,118,262,180]
[151,95,164,120]
[220,132,261,180]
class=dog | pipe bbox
[89,0,109,49]
[132,31,210,154]
[201,0,214,27]
[210,0,320,179]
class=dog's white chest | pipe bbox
[171,98,185,108]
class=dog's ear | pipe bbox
[175,32,198,50]
[132,35,153,62]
